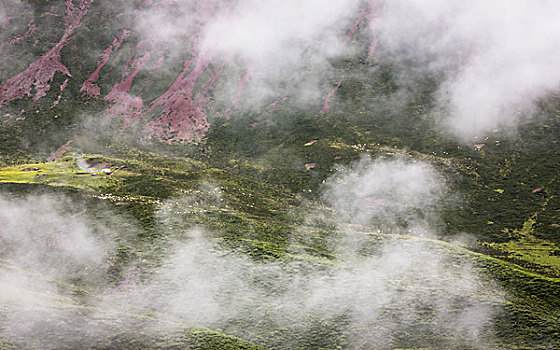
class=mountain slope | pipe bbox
[1,1,560,349]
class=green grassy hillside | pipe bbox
[1,1,559,349]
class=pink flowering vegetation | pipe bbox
[102,32,222,143]
[0,0,93,107]
[143,1,226,143]
[268,97,287,112]
[141,0,378,141]
[86,0,226,143]
[0,0,382,145]
[81,29,131,99]
[345,7,368,44]
[319,1,380,114]
[52,78,69,107]
[0,2,30,44]
[365,0,380,61]
[147,54,216,143]
[103,41,154,128]
[46,139,74,162]
[321,80,343,114]
[7,19,37,45]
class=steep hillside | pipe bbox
[1,1,559,349]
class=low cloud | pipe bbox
[133,0,361,109]
[322,156,446,232]
[0,158,501,348]
[376,0,560,140]
[133,0,560,139]
[0,194,111,284]
[113,158,500,348]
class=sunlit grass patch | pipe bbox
[480,215,560,278]
[481,234,560,278]
[0,155,135,192]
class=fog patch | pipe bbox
[132,0,361,110]
[108,158,501,348]
[0,193,124,348]
[375,0,560,140]
[202,0,360,108]
[0,159,501,348]
[323,156,446,232]
[113,229,499,348]
[0,194,111,284]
